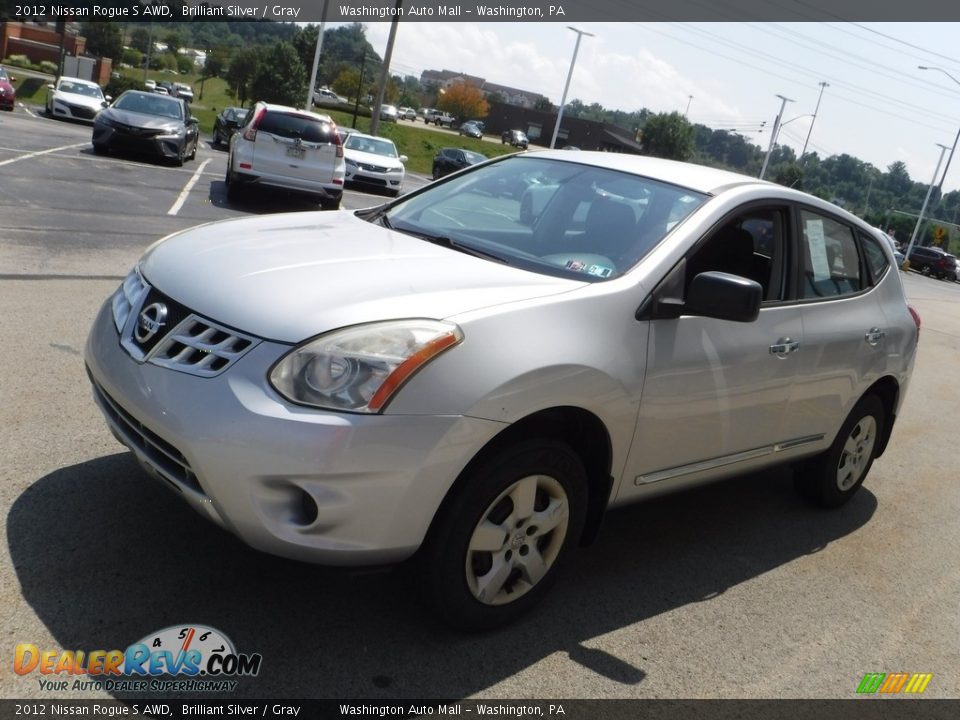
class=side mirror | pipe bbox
[104,95,112,103]
[685,271,761,323]
[187,117,199,126]
[46,83,55,90]
[399,155,408,163]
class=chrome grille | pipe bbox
[150,316,257,377]
[358,161,389,173]
[89,371,203,496]
[112,269,260,377]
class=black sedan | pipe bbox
[212,106,249,147]
[92,90,199,166]
[432,147,487,179]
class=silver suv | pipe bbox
[226,102,345,209]
[86,151,919,630]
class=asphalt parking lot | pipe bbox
[2,106,959,702]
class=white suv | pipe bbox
[226,102,345,209]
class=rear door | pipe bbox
[253,110,339,184]
[783,206,890,443]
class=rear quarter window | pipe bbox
[859,231,890,284]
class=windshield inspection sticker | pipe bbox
[565,259,587,271]
[587,264,613,278]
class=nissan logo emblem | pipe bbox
[135,302,168,343]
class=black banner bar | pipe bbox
[7,0,960,23]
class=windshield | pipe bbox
[59,81,103,99]
[114,92,183,120]
[381,156,708,281]
[346,135,399,158]
[462,150,486,164]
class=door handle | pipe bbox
[769,338,800,356]
[865,327,886,346]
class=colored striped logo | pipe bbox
[856,673,933,694]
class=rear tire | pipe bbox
[795,394,885,508]
[319,196,341,210]
[419,439,587,631]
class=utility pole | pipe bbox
[550,26,594,149]
[351,51,367,129]
[800,81,828,159]
[760,94,793,180]
[684,95,693,118]
[370,0,402,136]
[903,143,950,266]
[305,1,329,111]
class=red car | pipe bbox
[0,66,16,111]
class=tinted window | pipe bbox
[860,231,890,283]
[687,209,785,302]
[800,209,863,298]
[114,92,183,120]
[259,112,336,143]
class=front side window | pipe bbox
[799,209,863,299]
[686,208,786,302]
[382,156,707,280]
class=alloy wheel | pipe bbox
[836,415,877,491]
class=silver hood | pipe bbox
[140,211,584,342]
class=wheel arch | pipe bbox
[423,406,613,552]
[863,375,900,457]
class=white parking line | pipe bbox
[0,142,87,168]
[167,159,212,216]
[17,102,36,118]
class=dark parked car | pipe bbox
[907,245,957,280]
[212,106,249,147]
[92,90,199,166]
[501,129,529,148]
[432,147,487,179]
[459,121,483,139]
[0,66,15,111]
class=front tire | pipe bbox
[420,439,587,631]
[795,394,885,508]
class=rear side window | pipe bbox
[799,209,863,299]
[258,112,336,144]
[859,231,890,283]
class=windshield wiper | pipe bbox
[395,228,507,263]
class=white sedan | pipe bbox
[46,77,109,122]
[342,132,407,196]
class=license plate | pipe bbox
[286,146,305,159]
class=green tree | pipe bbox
[250,42,307,107]
[332,67,361,99]
[164,31,183,57]
[130,27,152,55]
[121,48,143,68]
[81,22,123,61]
[773,162,804,190]
[176,55,195,75]
[225,46,264,107]
[640,111,694,161]
[533,96,553,112]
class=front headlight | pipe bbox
[269,320,463,413]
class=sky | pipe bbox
[350,21,960,193]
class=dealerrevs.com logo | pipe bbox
[14,624,262,693]
[856,672,934,695]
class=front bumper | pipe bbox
[85,299,504,565]
[93,123,185,159]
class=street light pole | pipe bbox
[759,94,794,180]
[800,81,828,159]
[550,26,594,149]
[684,95,693,117]
[903,143,950,266]
[918,66,960,191]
